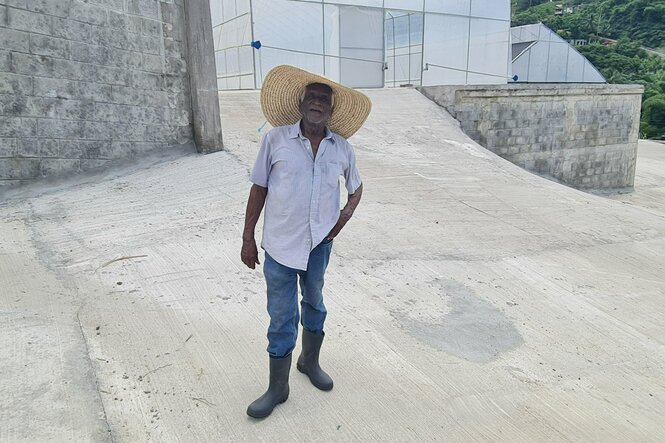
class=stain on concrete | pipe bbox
[394,279,522,363]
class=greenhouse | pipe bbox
[210,0,512,90]
[510,24,606,83]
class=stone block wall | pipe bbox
[0,0,194,187]
[419,84,644,190]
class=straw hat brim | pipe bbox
[260,65,372,139]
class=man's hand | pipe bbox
[241,184,268,269]
[241,238,260,269]
[326,183,363,240]
[326,209,352,240]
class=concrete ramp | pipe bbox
[1,89,664,441]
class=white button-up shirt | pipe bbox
[250,121,362,271]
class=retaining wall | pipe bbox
[419,84,644,190]
[0,0,194,187]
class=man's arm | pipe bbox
[326,183,363,240]
[241,184,268,269]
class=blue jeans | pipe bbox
[263,239,333,358]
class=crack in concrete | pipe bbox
[23,201,115,442]
[76,307,115,443]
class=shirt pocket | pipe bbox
[324,162,342,189]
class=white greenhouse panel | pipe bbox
[253,0,323,53]
[410,52,422,83]
[527,24,543,41]
[470,0,510,21]
[324,56,341,81]
[511,25,539,43]
[256,48,325,88]
[240,74,254,89]
[468,18,509,83]
[219,14,251,49]
[222,0,236,22]
[529,25,546,41]
[213,25,222,49]
[547,27,561,42]
[339,6,384,87]
[210,1,223,26]
[226,47,240,75]
[340,47,383,62]
[340,48,384,87]
[214,0,512,89]
[423,13,469,71]
[385,56,395,77]
[583,65,605,83]
[326,0,383,7]
[391,54,409,83]
[340,58,384,87]
[425,0,470,16]
[392,46,411,56]
[239,46,254,74]
[526,41,549,82]
[226,76,240,89]
[511,53,530,82]
[534,25,554,42]
[324,4,341,57]
[389,14,411,48]
[547,42,569,81]
[466,72,503,84]
[566,50,585,81]
[384,0,424,10]
[236,0,250,15]
[215,50,227,75]
[339,6,383,48]
[386,51,422,85]
[510,24,606,84]
[422,66,466,85]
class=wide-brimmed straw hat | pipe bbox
[260,65,372,139]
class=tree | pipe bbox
[641,94,665,139]
[591,8,611,36]
[513,0,550,13]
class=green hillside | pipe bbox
[513,0,665,48]
[512,1,665,138]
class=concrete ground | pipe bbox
[1,89,665,442]
[611,139,665,217]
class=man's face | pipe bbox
[299,83,333,126]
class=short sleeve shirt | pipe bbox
[250,121,362,271]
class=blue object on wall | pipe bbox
[251,40,262,50]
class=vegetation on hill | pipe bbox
[512,0,665,138]
[513,0,665,48]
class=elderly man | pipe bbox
[241,65,371,418]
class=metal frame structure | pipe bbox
[211,0,511,90]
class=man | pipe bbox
[241,65,371,418]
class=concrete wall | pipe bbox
[0,0,195,187]
[419,84,644,190]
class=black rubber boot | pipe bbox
[297,330,333,391]
[246,354,291,418]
